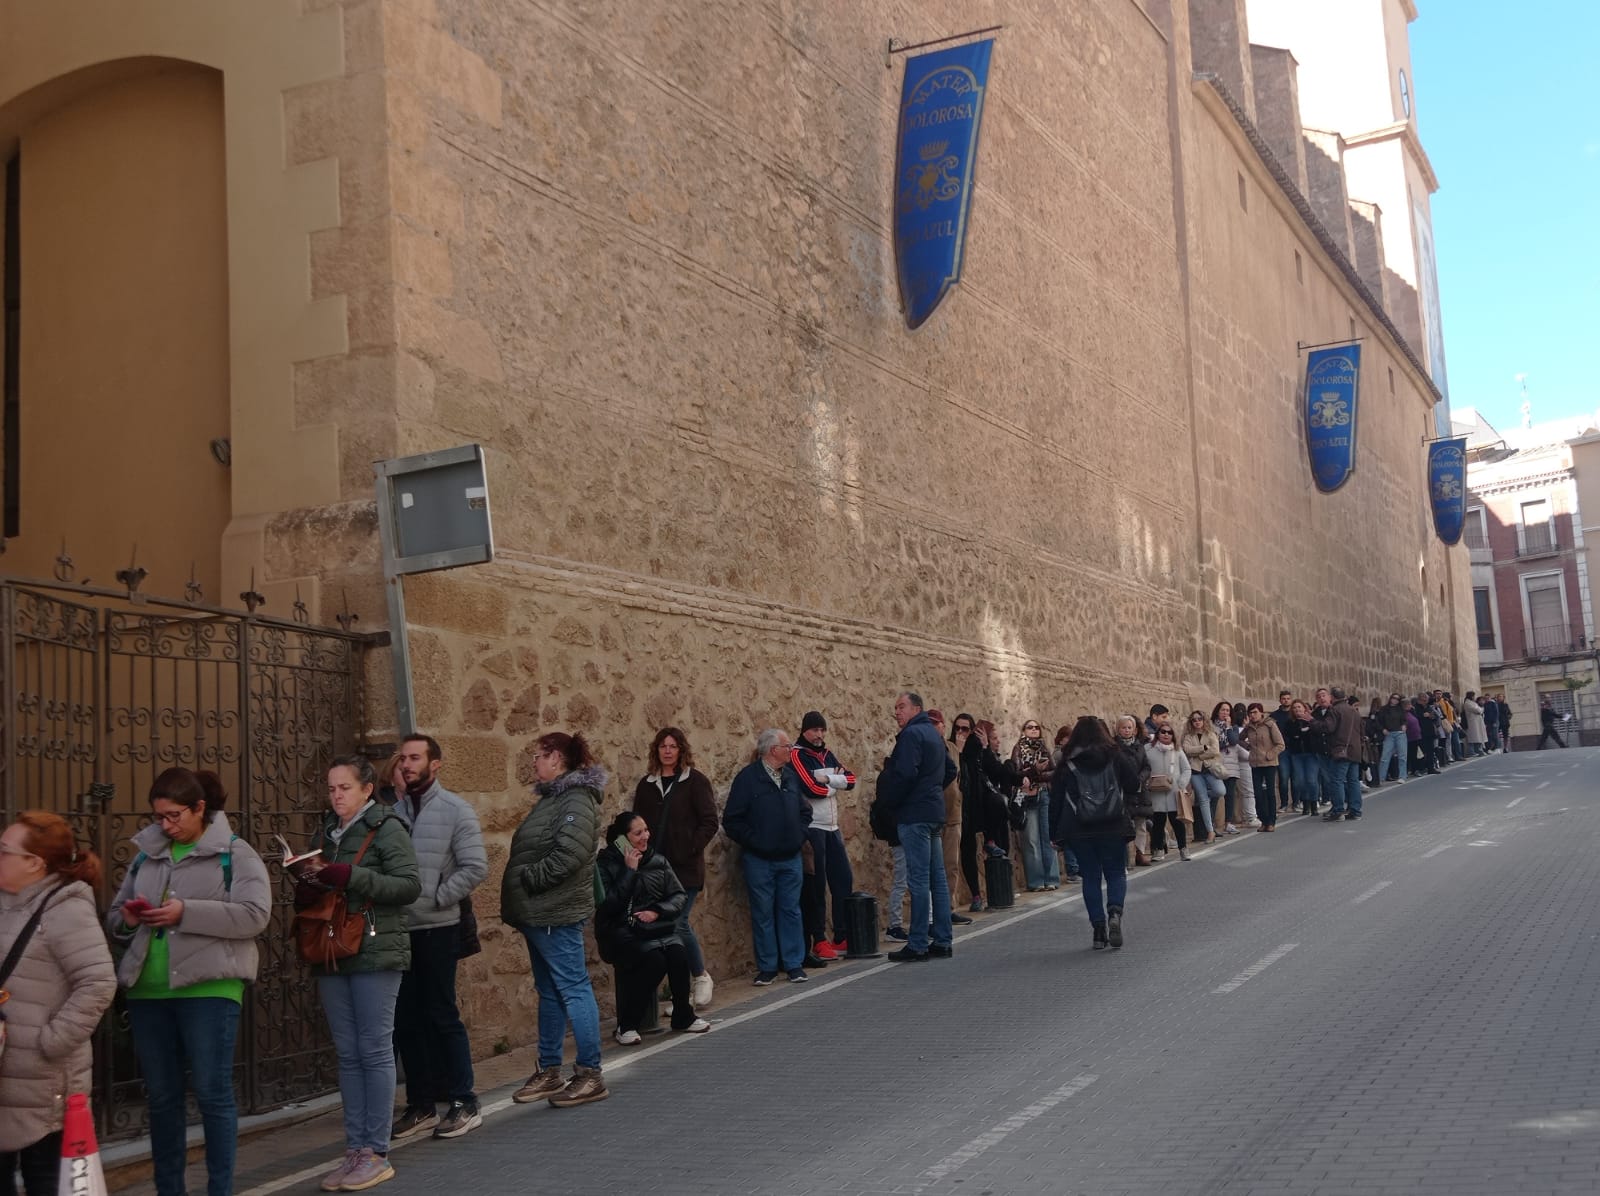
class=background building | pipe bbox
[1463,406,1600,745]
[1,0,1475,1123]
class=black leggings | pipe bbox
[614,941,695,1031]
[959,825,981,901]
[1148,811,1186,851]
[1,1132,60,1196]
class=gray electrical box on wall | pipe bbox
[373,444,494,734]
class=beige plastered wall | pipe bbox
[0,0,357,613]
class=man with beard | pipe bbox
[389,734,489,1141]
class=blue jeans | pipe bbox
[1193,772,1224,834]
[679,888,705,975]
[1288,752,1323,807]
[888,845,908,928]
[518,923,602,1070]
[1379,729,1408,781]
[317,970,403,1153]
[1019,797,1060,889]
[740,853,805,972]
[128,997,240,1196]
[1071,835,1127,926]
[898,821,952,953]
[1321,758,1362,816]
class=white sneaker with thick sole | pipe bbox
[691,972,714,1008]
[613,1028,642,1045]
[679,1018,711,1033]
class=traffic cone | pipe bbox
[58,1094,108,1196]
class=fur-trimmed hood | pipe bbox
[535,764,609,800]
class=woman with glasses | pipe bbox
[505,732,608,1109]
[0,812,115,1196]
[1180,711,1224,842]
[1009,720,1059,892]
[1143,724,1192,860]
[108,769,272,1196]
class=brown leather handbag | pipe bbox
[293,825,380,969]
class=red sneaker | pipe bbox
[812,941,841,960]
[832,940,849,955]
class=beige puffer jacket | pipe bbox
[0,877,116,1151]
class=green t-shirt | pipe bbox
[128,840,245,1004]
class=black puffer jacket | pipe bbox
[593,845,687,964]
[1112,736,1153,817]
[1048,745,1139,844]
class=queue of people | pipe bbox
[0,681,1529,1193]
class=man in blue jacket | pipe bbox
[723,728,812,985]
[879,692,959,962]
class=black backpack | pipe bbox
[1063,761,1125,830]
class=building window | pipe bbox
[1523,571,1568,654]
[1388,366,1395,395]
[1518,497,1555,556]
[1464,507,1487,550]
[1237,172,1247,212]
[1399,68,1412,118]
[1473,587,1495,649]
[1294,250,1303,283]
[3,152,17,540]
[1349,316,1358,340]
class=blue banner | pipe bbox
[1304,343,1361,492]
[1428,437,1468,546]
[893,39,993,329]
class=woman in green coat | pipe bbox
[297,755,419,1192]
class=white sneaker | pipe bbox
[679,1018,711,1034]
[691,972,714,1009]
[613,1028,642,1046]
[1224,823,1240,835]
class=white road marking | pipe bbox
[1213,943,1299,994]
[1421,843,1452,859]
[1351,881,1392,905]
[1462,825,1482,834]
[1507,796,1527,808]
[917,1074,1098,1190]
[1538,781,1551,790]
[1469,840,1498,847]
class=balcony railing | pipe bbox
[1528,624,1578,655]
[1464,524,1488,551]
[1518,521,1560,558]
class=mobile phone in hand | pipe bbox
[613,836,633,856]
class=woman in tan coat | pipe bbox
[0,811,116,1196]
[1241,703,1286,831]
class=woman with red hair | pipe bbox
[0,812,115,1196]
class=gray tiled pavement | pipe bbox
[183,749,1600,1194]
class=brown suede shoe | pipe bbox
[548,1065,609,1108]
[512,1067,566,1104]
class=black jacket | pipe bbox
[594,845,687,963]
[1283,716,1321,755]
[722,760,811,860]
[1048,745,1139,844]
[1112,737,1153,818]
[957,737,1016,821]
[1377,702,1409,733]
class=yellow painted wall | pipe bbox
[9,66,229,597]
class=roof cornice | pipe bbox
[1343,120,1440,192]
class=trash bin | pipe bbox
[843,892,882,958]
[984,854,1014,909]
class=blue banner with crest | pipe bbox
[893,39,993,329]
[1304,343,1361,492]
[1428,437,1468,546]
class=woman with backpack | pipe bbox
[1049,717,1141,950]
[594,810,710,1042]
[107,769,272,1196]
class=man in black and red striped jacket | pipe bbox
[791,712,856,960]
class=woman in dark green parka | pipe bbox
[298,754,419,1192]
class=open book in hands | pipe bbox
[272,834,324,879]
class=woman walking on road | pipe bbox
[1050,717,1140,950]
[108,769,272,1196]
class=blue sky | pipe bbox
[1412,1,1599,432]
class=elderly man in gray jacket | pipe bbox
[389,734,489,1142]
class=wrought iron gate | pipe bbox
[0,578,372,1137]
